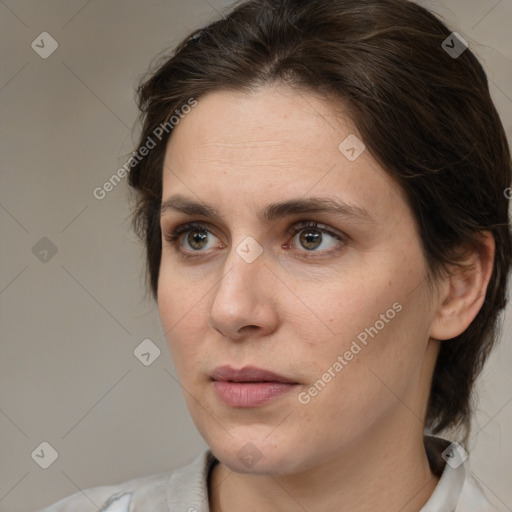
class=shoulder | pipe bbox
[423,436,504,512]
[36,471,171,512]
[35,449,217,512]
[458,472,507,512]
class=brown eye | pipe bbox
[186,229,209,250]
[285,221,346,259]
[298,229,323,250]
[164,222,222,258]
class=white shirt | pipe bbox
[36,438,502,511]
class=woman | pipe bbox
[39,0,511,510]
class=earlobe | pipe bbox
[430,232,495,341]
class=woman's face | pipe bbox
[158,84,440,475]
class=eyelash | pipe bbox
[164,220,346,261]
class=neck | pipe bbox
[209,422,439,512]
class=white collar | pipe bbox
[420,440,467,511]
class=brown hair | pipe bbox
[128,0,512,441]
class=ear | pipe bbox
[429,231,495,341]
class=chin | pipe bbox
[213,447,290,475]
[205,430,304,476]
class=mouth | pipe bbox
[210,365,299,407]
[210,365,298,384]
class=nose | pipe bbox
[207,242,279,341]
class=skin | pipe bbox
[157,84,495,512]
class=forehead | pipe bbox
[161,85,407,223]
[166,85,350,166]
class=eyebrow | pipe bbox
[160,194,374,224]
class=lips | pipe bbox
[210,365,299,407]
[210,365,297,384]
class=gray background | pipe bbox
[0,1,511,511]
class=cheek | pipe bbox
[302,254,431,388]
[157,271,208,370]
[294,302,431,452]
[299,274,403,361]
[305,237,425,344]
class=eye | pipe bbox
[164,221,223,258]
[285,221,345,257]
